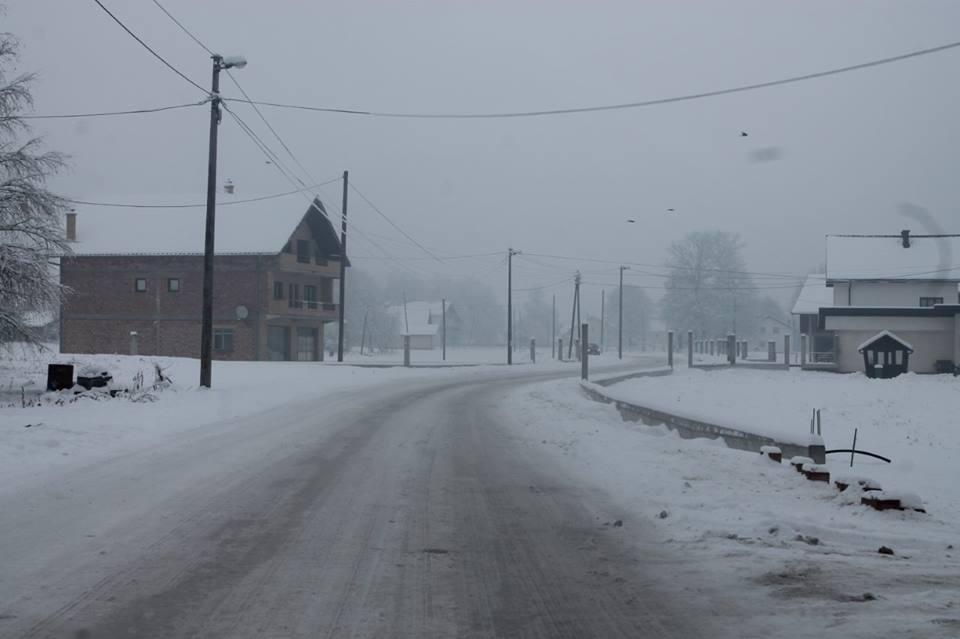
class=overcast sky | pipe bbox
[8,0,960,313]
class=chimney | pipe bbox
[901,229,910,248]
[224,179,235,195]
[66,210,77,242]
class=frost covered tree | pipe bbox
[0,32,69,345]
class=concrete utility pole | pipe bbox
[337,170,349,362]
[442,297,447,361]
[551,294,556,359]
[507,248,521,365]
[200,53,246,388]
[567,271,581,359]
[618,265,629,359]
[600,289,605,353]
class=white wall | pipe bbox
[824,315,956,373]
[832,281,958,307]
[408,334,434,350]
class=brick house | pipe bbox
[60,196,347,361]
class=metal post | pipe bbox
[728,334,736,365]
[600,289,605,352]
[784,334,791,369]
[581,323,589,380]
[768,340,776,362]
[618,265,628,359]
[551,294,556,359]
[667,330,674,368]
[442,297,447,361]
[507,249,514,365]
[199,56,224,389]
[530,338,536,363]
[403,335,411,367]
[800,334,807,367]
[337,170,348,362]
[687,330,693,368]
[558,338,563,362]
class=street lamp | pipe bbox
[200,54,246,388]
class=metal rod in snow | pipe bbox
[816,409,821,436]
[850,428,858,468]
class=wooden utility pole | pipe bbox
[551,294,556,359]
[507,248,520,365]
[442,297,447,361]
[618,265,629,360]
[600,289,605,352]
[567,271,580,359]
[337,170,349,362]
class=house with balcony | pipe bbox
[817,231,960,375]
[59,195,347,361]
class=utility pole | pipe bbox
[507,248,521,364]
[359,308,368,356]
[442,297,447,361]
[199,54,247,388]
[567,271,580,359]
[337,170,349,362]
[600,289,605,352]
[551,293,556,359]
[618,265,629,360]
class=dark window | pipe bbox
[920,296,944,307]
[297,240,311,264]
[134,278,147,292]
[213,328,234,352]
[320,278,334,303]
[288,283,302,308]
[273,281,284,300]
[167,278,180,292]
[304,285,317,309]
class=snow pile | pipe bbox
[505,378,960,639]
[597,367,960,524]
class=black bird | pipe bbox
[740,131,748,137]
[627,219,636,223]
[667,208,675,212]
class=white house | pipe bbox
[790,274,834,361]
[818,231,960,375]
[386,301,460,350]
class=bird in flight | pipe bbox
[627,219,636,223]
[740,131,749,137]
[667,208,675,212]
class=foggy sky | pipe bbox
[8,0,960,316]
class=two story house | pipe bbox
[60,195,347,362]
[818,231,960,376]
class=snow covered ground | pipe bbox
[595,366,960,523]
[506,375,960,638]
[341,345,635,366]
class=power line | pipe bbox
[150,0,214,55]
[64,178,342,209]
[514,275,575,292]
[222,39,960,120]
[349,183,444,262]
[90,0,208,95]
[522,251,806,280]
[20,101,206,120]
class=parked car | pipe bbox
[587,343,601,355]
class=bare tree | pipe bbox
[0,32,69,345]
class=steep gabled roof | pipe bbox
[69,194,345,259]
[826,234,960,281]
[857,330,914,353]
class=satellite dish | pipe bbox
[235,305,249,320]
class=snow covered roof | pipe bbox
[791,274,834,315]
[68,193,339,257]
[826,234,960,281]
[386,301,442,336]
[857,330,914,353]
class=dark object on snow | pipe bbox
[612,519,623,527]
[658,510,669,519]
[878,546,895,556]
[587,343,601,355]
[825,449,891,464]
[862,495,903,512]
[795,534,820,546]
[47,364,74,391]
[740,131,748,137]
[76,372,112,390]
[862,592,877,601]
[934,359,957,375]
[858,331,912,379]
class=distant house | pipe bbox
[754,315,790,349]
[817,231,960,374]
[790,274,834,361]
[59,195,347,361]
[386,301,461,350]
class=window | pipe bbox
[167,278,181,292]
[273,281,284,300]
[213,328,234,352]
[304,285,318,309]
[297,239,311,264]
[288,283,302,308]
[320,278,333,303]
[134,278,147,292]
[920,296,943,307]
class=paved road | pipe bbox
[1,362,713,638]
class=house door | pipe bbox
[297,327,318,361]
[267,326,291,361]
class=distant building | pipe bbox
[59,196,347,361]
[790,274,835,361]
[386,301,461,350]
[818,231,960,375]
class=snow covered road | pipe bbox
[0,359,731,638]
